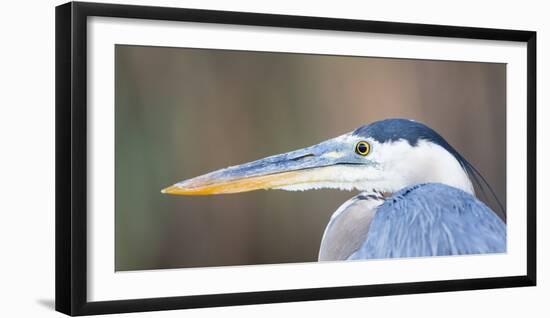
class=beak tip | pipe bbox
[161,185,179,195]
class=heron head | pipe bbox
[162,118,474,196]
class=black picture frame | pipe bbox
[55,1,537,316]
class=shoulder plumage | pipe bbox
[348,183,506,260]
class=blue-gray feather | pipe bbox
[348,183,506,260]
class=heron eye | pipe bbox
[355,141,370,156]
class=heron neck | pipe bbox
[383,140,475,195]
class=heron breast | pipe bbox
[318,194,382,261]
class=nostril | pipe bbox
[289,153,315,161]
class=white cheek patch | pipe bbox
[370,139,474,195]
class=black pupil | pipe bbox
[357,143,367,154]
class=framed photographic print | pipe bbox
[55,1,536,316]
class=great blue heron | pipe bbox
[162,118,506,261]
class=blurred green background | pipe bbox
[115,45,506,271]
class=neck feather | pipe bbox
[380,140,474,195]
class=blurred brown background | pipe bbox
[115,45,506,271]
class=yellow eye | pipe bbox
[355,141,370,156]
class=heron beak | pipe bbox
[161,169,319,195]
[162,139,353,195]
